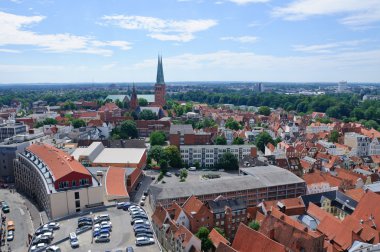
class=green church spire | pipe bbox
[156,55,165,85]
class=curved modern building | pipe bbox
[14,143,103,219]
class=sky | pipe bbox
[0,0,380,83]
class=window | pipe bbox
[75,201,80,208]
[75,192,80,200]
[79,178,89,186]
[72,180,77,187]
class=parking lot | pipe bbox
[0,188,34,252]
[32,206,159,252]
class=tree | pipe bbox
[217,152,239,171]
[215,136,227,145]
[164,145,182,168]
[258,106,271,116]
[72,119,86,128]
[179,169,188,181]
[159,159,168,173]
[232,137,244,145]
[119,120,138,139]
[139,109,158,120]
[148,146,165,163]
[255,131,275,152]
[328,130,340,143]
[195,227,213,252]
[150,131,166,146]
[138,98,148,106]
[248,220,260,231]
[225,117,241,130]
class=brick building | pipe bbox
[169,124,212,148]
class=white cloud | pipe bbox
[220,36,258,43]
[101,15,217,42]
[0,11,132,56]
[272,0,380,27]
[293,40,368,54]
[228,0,269,5]
[0,48,20,53]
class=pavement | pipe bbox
[45,207,159,252]
[0,189,34,252]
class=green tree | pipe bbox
[159,159,168,172]
[217,152,239,171]
[139,109,158,120]
[179,169,188,181]
[255,131,275,152]
[119,120,138,139]
[195,227,213,252]
[148,146,165,163]
[72,119,86,128]
[232,137,244,145]
[328,130,340,143]
[163,145,182,168]
[138,98,148,106]
[215,136,227,145]
[225,117,241,130]
[363,120,379,130]
[248,220,260,231]
[258,106,271,116]
[150,131,166,146]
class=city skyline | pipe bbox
[1,0,380,83]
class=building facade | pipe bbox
[344,132,371,156]
[180,145,256,167]
[14,143,103,219]
[0,122,27,142]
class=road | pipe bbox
[0,189,34,252]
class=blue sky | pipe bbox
[0,0,380,83]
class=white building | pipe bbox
[344,132,371,157]
[14,143,103,219]
[306,123,332,134]
[180,145,256,167]
[369,138,380,155]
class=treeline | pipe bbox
[171,91,380,130]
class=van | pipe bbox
[96,171,103,176]
[7,221,15,231]
[188,167,196,171]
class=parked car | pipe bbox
[35,227,53,235]
[188,167,196,171]
[143,190,149,196]
[30,243,47,251]
[134,227,152,235]
[128,206,142,212]
[95,233,110,243]
[100,221,112,227]
[141,195,146,201]
[126,247,134,252]
[2,204,10,213]
[77,221,92,228]
[122,202,132,210]
[116,202,126,209]
[135,237,155,246]
[133,219,149,226]
[164,172,172,177]
[140,201,145,206]
[78,217,92,222]
[135,232,154,238]
[69,232,79,248]
[131,217,148,225]
[7,230,14,241]
[94,214,110,223]
[47,222,60,230]
[93,228,110,237]
[45,245,61,252]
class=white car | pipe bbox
[69,232,79,248]
[135,237,155,246]
[30,243,47,252]
[141,195,146,201]
[188,167,196,171]
[100,221,112,227]
[47,222,60,230]
[165,172,172,177]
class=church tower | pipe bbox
[130,83,138,110]
[154,55,166,107]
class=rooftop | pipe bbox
[105,167,128,198]
[169,124,194,135]
[93,148,146,165]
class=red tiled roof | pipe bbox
[182,195,204,216]
[174,224,198,248]
[209,228,229,248]
[232,223,287,252]
[344,188,365,202]
[151,204,168,228]
[27,143,90,181]
[307,202,332,222]
[215,242,238,252]
[87,119,104,127]
[99,103,120,112]
[351,191,380,230]
[105,167,128,197]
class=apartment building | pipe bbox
[169,124,212,148]
[14,143,103,219]
[0,122,27,142]
[150,165,306,210]
[344,132,371,156]
[180,145,257,167]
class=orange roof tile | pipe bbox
[344,188,365,202]
[182,195,204,216]
[307,202,332,222]
[209,228,229,248]
[105,167,128,197]
[215,242,238,252]
[232,223,287,252]
[351,191,380,230]
[151,204,168,228]
[27,143,90,181]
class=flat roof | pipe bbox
[151,166,304,201]
[169,124,194,134]
[93,148,146,165]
